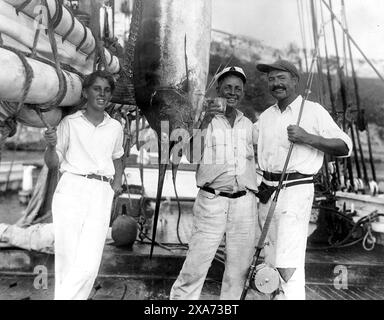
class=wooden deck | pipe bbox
[306,284,384,300]
[1,276,384,300]
[1,242,384,300]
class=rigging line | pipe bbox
[328,0,354,191]
[319,0,341,191]
[340,2,350,81]
[338,1,366,185]
[305,0,315,51]
[300,0,310,72]
[340,0,358,110]
[297,0,308,72]
[321,0,384,83]
[310,0,326,105]
[319,1,336,115]
[329,0,347,130]
[341,0,377,183]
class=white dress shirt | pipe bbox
[253,95,352,175]
[55,110,124,178]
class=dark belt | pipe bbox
[256,179,314,204]
[79,173,112,183]
[263,171,313,182]
[200,186,247,199]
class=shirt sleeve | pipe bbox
[112,123,124,160]
[317,104,353,158]
[55,118,69,164]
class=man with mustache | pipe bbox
[254,60,352,299]
[170,66,259,300]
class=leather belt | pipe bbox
[263,171,313,182]
[79,173,112,183]
[200,186,247,199]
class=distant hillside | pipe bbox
[209,30,384,129]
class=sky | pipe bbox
[212,0,384,60]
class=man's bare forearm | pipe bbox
[305,134,349,156]
[44,146,60,169]
[112,157,123,186]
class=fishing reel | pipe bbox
[369,180,379,196]
[250,263,281,294]
[353,178,365,192]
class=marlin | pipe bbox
[132,0,212,257]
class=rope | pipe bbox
[0,46,34,115]
[38,0,67,110]
[171,162,185,246]
[75,21,89,52]
[15,0,33,15]
[62,6,76,43]
[51,0,63,29]
[31,6,45,58]
[309,209,384,251]
[3,45,86,115]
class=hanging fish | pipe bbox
[132,0,212,257]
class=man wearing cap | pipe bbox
[170,66,259,300]
[254,60,352,299]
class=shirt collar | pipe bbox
[216,108,244,123]
[78,110,111,126]
[272,95,303,113]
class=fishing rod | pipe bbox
[310,0,326,105]
[335,3,365,189]
[321,0,384,83]
[319,3,341,189]
[296,0,309,72]
[328,0,354,191]
[341,0,377,184]
[311,4,343,201]
[240,48,319,300]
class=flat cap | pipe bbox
[256,60,300,79]
[215,66,247,84]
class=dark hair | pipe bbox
[83,70,115,93]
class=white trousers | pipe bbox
[258,181,314,300]
[52,172,114,300]
[170,189,258,300]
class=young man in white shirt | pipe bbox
[254,60,352,300]
[44,70,124,300]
